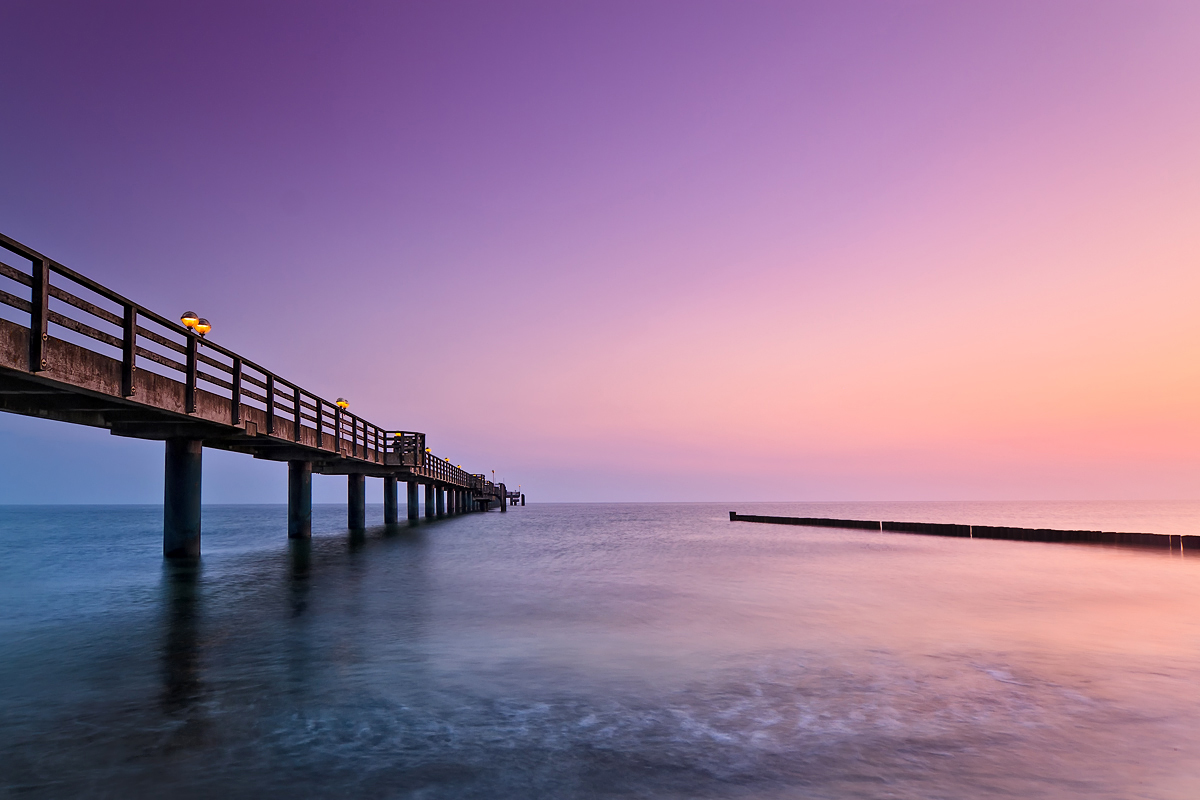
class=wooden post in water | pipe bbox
[288,460,312,539]
[383,476,398,525]
[164,438,203,558]
[424,483,435,519]
[348,474,365,529]
[407,480,419,520]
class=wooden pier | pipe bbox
[0,232,511,557]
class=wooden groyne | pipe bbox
[728,512,1196,550]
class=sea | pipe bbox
[3,501,1200,799]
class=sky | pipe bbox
[1,0,1199,503]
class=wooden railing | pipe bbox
[0,232,484,488]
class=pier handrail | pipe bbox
[0,231,484,484]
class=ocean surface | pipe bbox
[3,501,1200,799]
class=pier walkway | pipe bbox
[0,232,510,557]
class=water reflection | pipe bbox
[159,558,206,753]
[288,538,311,617]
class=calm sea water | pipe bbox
[3,501,1200,799]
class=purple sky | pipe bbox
[2,1,1199,502]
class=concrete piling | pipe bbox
[436,487,445,517]
[407,480,419,520]
[348,473,365,529]
[383,476,398,525]
[424,483,435,519]
[163,438,203,558]
[287,460,312,539]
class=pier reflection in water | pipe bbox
[4,502,1200,798]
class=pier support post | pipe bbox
[383,476,398,525]
[424,483,435,519]
[436,486,445,517]
[407,480,419,520]
[521,494,525,506]
[164,438,203,558]
[348,473,365,529]
[288,460,312,539]
[499,483,507,513]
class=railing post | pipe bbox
[121,304,136,397]
[230,357,242,425]
[29,258,48,372]
[265,374,275,435]
[315,398,324,448]
[184,334,197,414]
[293,387,301,441]
[334,407,342,453]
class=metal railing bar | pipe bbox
[196,369,234,392]
[135,325,187,354]
[196,350,234,374]
[241,386,268,405]
[0,288,32,313]
[134,346,186,373]
[48,310,122,349]
[240,371,269,391]
[0,260,33,287]
[48,284,123,327]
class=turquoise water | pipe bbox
[3,501,1200,798]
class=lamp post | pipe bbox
[336,398,349,410]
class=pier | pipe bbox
[0,232,512,557]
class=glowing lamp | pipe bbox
[181,311,199,329]
[194,318,211,337]
[336,397,349,410]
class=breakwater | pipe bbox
[728,512,1196,550]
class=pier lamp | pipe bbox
[194,318,211,338]
[181,311,199,330]
[336,398,349,410]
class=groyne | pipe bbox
[728,512,1196,550]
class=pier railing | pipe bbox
[0,232,484,488]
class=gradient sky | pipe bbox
[1,0,1199,503]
